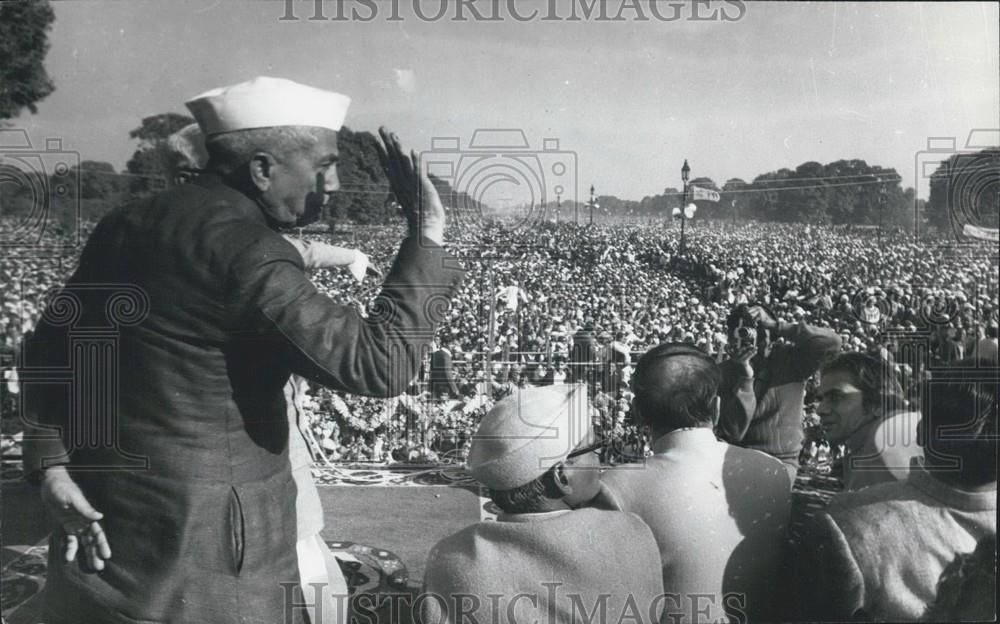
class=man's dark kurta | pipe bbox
[22,174,464,624]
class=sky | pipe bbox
[13,0,1000,204]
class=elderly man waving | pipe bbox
[22,76,464,624]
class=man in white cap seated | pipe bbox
[22,76,464,624]
[421,384,664,624]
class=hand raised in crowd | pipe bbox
[747,305,778,331]
[41,466,112,572]
[733,344,757,378]
[375,127,445,245]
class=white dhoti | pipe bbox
[296,534,349,624]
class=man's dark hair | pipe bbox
[489,466,563,514]
[821,352,907,415]
[632,342,720,431]
[921,358,998,486]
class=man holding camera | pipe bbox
[715,304,841,476]
[22,76,464,624]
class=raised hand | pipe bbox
[375,127,445,245]
[747,305,778,331]
[41,466,112,572]
[733,345,758,378]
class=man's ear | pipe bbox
[248,151,277,192]
[867,397,885,422]
[551,463,572,496]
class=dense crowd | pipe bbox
[295,217,998,464]
[3,216,998,464]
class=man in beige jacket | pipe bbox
[598,342,793,623]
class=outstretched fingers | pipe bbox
[64,534,79,563]
[378,127,418,207]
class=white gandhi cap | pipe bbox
[467,383,592,491]
[185,76,351,136]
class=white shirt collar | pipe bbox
[650,427,718,455]
[496,509,573,523]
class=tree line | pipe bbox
[2,109,994,233]
[1,2,994,235]
[600,164,920,232]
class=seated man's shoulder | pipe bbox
[617,510,660,543]
[811,480,944,581]
[423,524,484,594]
[428,510,654,564]
[427,522,480,561]
[597,461,666,505]
[724,443,793,481]
[574,506,655,532]
[559,509,661,564]
[825,479,923,531]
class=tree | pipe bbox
[926,148,1000,235]
[73,161,126,200]
[720,178,748,222]
[0,1,56,119]
[739,159,905,226]
[749,169,793,222]
[820,159,887,225]
[597,195,626,217]
[125,113,194,194]
[328,126,488,226]
[328,126,390,224]
[884,187,920,233]
[661,187,682,213]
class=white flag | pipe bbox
[963,223,999,242]
[691,186,720,202]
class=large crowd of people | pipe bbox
[4,72,994,624]
[4,216,998,467]
[265,217,999,464]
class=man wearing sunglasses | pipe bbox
[422,384,664,623]
[598,342,793,623]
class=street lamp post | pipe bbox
[588,184,599,227]
[679,159,690,255]
[878,184,887,246]
[555,192,561,224]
